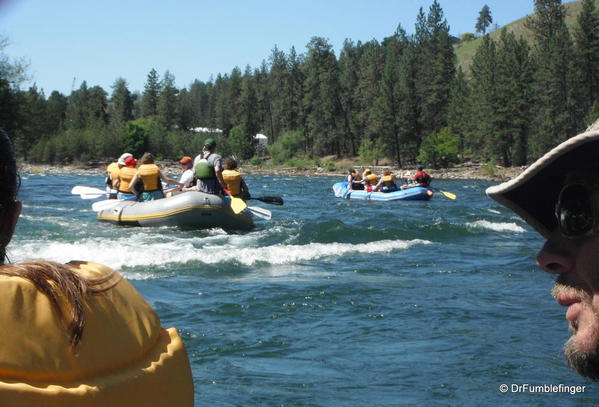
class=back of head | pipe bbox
[417,165,424,171]
[224,157,238,170]
[139,152,154,165]
[204,138,216,151]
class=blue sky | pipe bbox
[1,0,536,95]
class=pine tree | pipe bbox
[447,67,471,156]
[157,70,178,130]
[109,78,133,125]
[46,91,67,134]
[141,68,160,117]
[302,37,342,156]
[526,0,580,157]
[475,5,493,35]
[414,0,456,150]
[573,0,599,116]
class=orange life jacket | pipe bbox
[118,167,137,193]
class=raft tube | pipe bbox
[97,191,254,231]
[333,181,433,201]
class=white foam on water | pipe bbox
[487,209,501,214]
[10,234,432,273]
[466,220,526,233]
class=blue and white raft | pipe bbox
[332,182,433,201]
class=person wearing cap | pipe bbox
[178,156,195,188]
[487,119,599,381]
[190,138,226,195]
[114,156,138,200]
[105,153,132,199]
[361,169,378,192]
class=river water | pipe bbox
[10,172,597,406]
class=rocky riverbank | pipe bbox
[19,161,524,182]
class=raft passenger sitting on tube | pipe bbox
[105,152,131,199]
[184,138,227,195]
[347,168,364,190]
[373,170,398,193]
[361,168,378,192]
[129,152,183,202]
[114,156,138,200]
[222,157,250,199]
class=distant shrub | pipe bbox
[417,127,460,169]
[249,156,263,166]
[479,164,496,177]
[460,33,476,42]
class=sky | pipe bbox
[0,0,538,95]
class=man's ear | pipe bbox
[1,201,22,247]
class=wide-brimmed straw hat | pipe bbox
[486,120,599,238]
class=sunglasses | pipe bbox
[555,183,598,238]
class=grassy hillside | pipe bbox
[454,0,598,74]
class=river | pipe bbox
[10,172,596,406]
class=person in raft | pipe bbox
[373,170,398,193]
[413,165,431,187]
[361,168,378,192]
[347,168,364,190]
[113,155,138,200]
[222,157,250,199]
[0,128,194,406]
[486,118,599,381]
[178,156,195,188]
[186,138,227,195]
[105,152,132,199]
[129,152,182,201]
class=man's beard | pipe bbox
[553,281,599,380]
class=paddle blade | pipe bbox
[253,196,284,205]
[439,190,457,200]
[80,193,105,199]
[248,206,272,220]
[72,186,106,196]
[230,196,248,214]
[91,199,124,212]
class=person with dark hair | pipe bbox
[0,129,194,405]
[222,157,250,199]
[413,165,431,187]
[373,170,398,192]
[487,119,599,381]
[347,168,364,190]
[129,152,182,201]
[190,138,227,195]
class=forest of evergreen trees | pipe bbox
[1,0,598,169]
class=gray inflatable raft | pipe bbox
[96,191,254,231]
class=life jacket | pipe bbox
[222,169,242,195]
[381,174,397,187]
[137,164,162,192]
[0,261,194,406]
[414,171,431,186]
[195,153,215,180]
[118,167,137,193]
[106,162,119,187]
[365,173,378,186]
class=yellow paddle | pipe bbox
[224,189,248,214]
[433,188,457,200]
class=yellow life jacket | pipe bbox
[138,164,161,191]
[106,162,119,181]
[222,169,242,195]
[381,174,396,186]
[0,261,194,406]
[118,167,137,193]
[365,173,378,186]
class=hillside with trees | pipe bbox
[0,0,598,169]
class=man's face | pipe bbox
[538,229,599,380]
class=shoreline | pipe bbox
[18,162,525,182]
